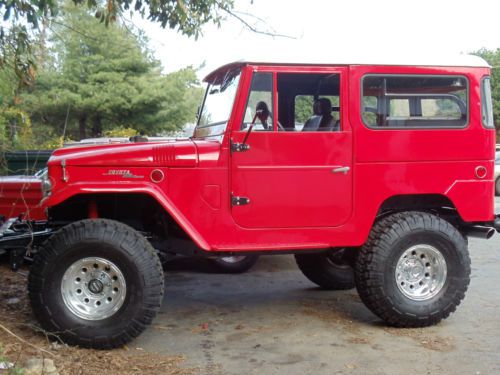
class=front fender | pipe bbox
[42,183,211,250]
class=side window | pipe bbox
[482,77,494,128]
[389,98,410,117]
[241,72,274,131]
[421,98,463,119]
[362,96,378,126]
[362,75,468,128]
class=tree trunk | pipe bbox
[91,116,102,137]
[37,18,49,70]
[79,115,87,140]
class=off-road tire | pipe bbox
[355,211,470,327]
[210,255,259,273]
[295,250,355,290]
[28,219,164,349]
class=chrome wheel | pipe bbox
[395,244,447,301]
[219,256,247,264]
[61,257,127,320]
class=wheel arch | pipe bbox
[377,194,463,224]
[47,190,210,250]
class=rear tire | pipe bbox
[28,219,164,349]
[210,255,259,273]
[295,249,355,290]
[355,211,470,327]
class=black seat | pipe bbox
[303,98,337,131]
[302,100,322,131]
[317,98,335,131]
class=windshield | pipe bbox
[193,69,241,138]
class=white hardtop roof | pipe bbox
[204,54,489,82]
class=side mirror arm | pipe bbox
[231,112,260,153]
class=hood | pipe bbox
[48,139,200,168]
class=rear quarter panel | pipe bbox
[349,65,495,224]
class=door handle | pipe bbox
[332,166,350,174]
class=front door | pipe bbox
[230,68,353,228]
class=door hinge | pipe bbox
[231,195,251,206]
[231,140,250,153]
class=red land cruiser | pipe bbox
[0,55,497,349]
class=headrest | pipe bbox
[318,98,332,116]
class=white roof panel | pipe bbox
[204,54,489,81]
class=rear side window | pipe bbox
[482,77,494,128]
[362,75,468,128]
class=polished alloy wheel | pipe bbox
[395,244,447,301]
[61,257,127,320]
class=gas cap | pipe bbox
[475,166,487,179]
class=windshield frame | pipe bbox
[193,68,242,139]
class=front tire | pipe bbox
[28,219,164,349]
[295,249,355,290]
[355,211,470,327]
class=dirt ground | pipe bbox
[1,210,500,374]
[0,263,201,374]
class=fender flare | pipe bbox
[42,184,211,250]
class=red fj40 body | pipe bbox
[44,60,495,249]
[1,55,497,349]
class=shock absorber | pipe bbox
[88,200,99,219]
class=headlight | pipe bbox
[38,168,52,197]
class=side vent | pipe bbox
[153,144,176,166]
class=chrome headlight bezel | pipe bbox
[37,167,52,197]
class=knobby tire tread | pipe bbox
[28,219,164,349]
[355,211,470,327]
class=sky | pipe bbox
[134,0,500,79]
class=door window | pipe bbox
[277,72,341,132]
[241,72,274,131]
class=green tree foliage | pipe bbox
[20,4,203,141]
[1,0,233,38]
[0,0,234,88]
[473,48,500,128]
[295,95,314,124]
[0,64,34,155]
